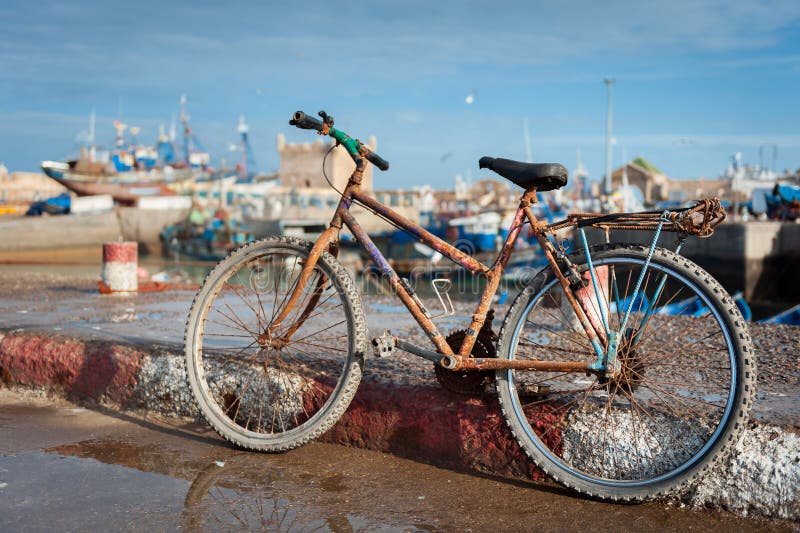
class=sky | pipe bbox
[1,0,799,189]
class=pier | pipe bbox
[0,205,189,255]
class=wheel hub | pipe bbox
[258,330,289,350]
[600,328,644,393]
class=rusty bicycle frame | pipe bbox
[261,143,602,377]
[262,111,725,377]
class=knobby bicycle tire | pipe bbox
[496,243,755,501]
[185,236,367,452]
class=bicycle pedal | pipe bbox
[371,330,396,358]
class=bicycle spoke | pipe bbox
[230,271,266,331]
[517,338,591,358]
[526,313,589,352]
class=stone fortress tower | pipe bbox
[276,134,376,191]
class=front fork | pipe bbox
[256,226,338,347]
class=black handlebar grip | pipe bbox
[289,111,324,131]
[478,156,495,169]
[365,149,390,171]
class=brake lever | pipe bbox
[318,110,334,126]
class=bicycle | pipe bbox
[185,110,755,502]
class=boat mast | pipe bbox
[180,94,190,165]
[89,108,96,162]
[239,115,249,178]
[113,120,127,149]
[603,78,615,199]
[236,114,258,179]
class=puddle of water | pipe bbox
[38,437,442,532]
[0,451,187,531]
[0,261,213,284]
[181,460,438,532]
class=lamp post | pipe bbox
[603,78,615,199]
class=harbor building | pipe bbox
[0,168,67,204]
[610,157,670,204]
[244,135,424,236]
[276,133,376,191]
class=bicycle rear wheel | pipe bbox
[496,244,755,501]
[185,236,366,452]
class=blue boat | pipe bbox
[758,303,800,325]
[656,291,751,321]
[447,212,501,252]
[609,294,651,314]
[766,184,800,221]
[160,208,254,261]
[656,296,707,317]
[25,193,72,216]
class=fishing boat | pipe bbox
[41,96,215,205]
[41,158,198,205]
[656,291,752,321]
[758,303,800,325]
[448,211,502,252]
[160,207,254,261]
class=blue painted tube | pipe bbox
[619,214,666,334]
[579,228,609,335]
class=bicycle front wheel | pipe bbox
[496,244,755,501]
[185,236,367,452]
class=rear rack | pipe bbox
[548,198,726,237]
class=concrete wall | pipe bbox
[116,206,189,250]
[586,221,800,303]
[0,207,189,254]
[0,212,122,252]
[0,172,67,203]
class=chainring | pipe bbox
[434,329,495,396]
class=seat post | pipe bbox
[520,189,538,208]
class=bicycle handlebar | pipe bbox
[289,111,324,131]
[288,110,389,171]
[363,147,390,171]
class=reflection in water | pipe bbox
[183,457,441,533]
[48,437,438,533]
[184,462,336,532]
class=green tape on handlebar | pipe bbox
[329,127,361,156]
